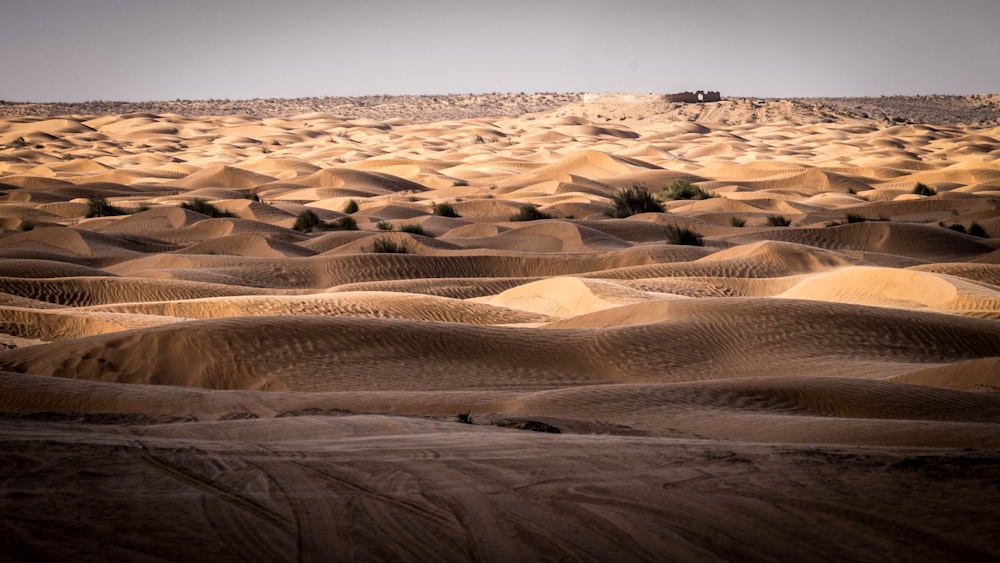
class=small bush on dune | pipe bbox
[665,224,704,246]
[766,215,791,227]
[729,216,746,227]
[607,185,664,218]
[659,180,715,201]
[913,182,937,196]
[343,199,359,214]
[375,220,394,231]
[510,205,551,221]
[181,198,235,218]
[399,223,426,235]
[244,191,261,202]
[85,196,128,218]
[293,210,322,232]
[943,222,989,238]
[452,179,469,187]
[327,216,358,231]
[365,237,411,254]
[432,202,460,218]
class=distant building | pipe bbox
[665,91,722,103]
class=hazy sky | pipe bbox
[3,0,998,102]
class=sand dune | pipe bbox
[2,94,1000,561]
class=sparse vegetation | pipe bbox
[665,224,704,246]
[20,221,34,232]
[293,210,322,232]
[943,222,989,238]
[343,199,359,214]
[659,180,715,201]
[366,237,411,254]
[244,191,261,202]
[181,199,234,218]
[452,179,469,187]
[510,205,551,221]
[729,216,746,227]
[399,223,426,235]
[295,210,358,232]
[432,202,460,218]
[455,411,473,424]
[375,220,394,231]
[969,222,989,238]
[327,216,358,231]
[766,215,792,227]
[607,185,664,218]
[85,196,128,218]
[913,182,937,196]
[828,214,890,227]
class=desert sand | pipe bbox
[1,93,999,561]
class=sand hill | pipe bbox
[1,93,999,562]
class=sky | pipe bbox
[2,0,999,102]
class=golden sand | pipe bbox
[1,94,999,561]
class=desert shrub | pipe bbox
[399,223,425,235]
[20,221,34,232]
[452,179,469,187]
[608,186,664,218]
[659,180,714,201]
[969,222,988,238]
[729,216,746,227]
[293,209,322,232]
[846,213,869,223]
[455,411,473,424]
[181,199,234,218]
[244,191,260,202]
[665,224,704,246]
[913,182,937,196]
[327,216,358,231]
[366,237,410,254]
[510,205,551,221]
[343,199,359,214]
[375,220,394,231]
[766,215,791,227]
[432,202,460,218]
[85,196,128,218]
[945,223,967,234]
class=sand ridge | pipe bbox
[2,93,1000,561]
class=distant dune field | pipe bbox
[2,93,999,562]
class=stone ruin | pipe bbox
[665,91,722,103]
[582,92,722,106]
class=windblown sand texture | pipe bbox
[2,94,1000,561]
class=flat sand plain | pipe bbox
[1,94,999,561]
